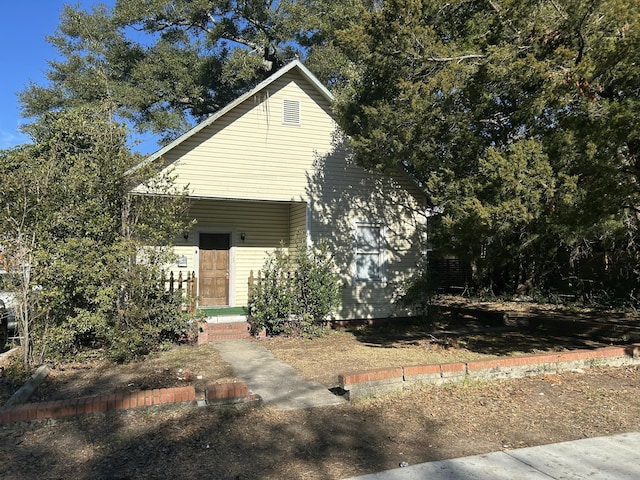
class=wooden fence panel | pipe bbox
[163,270,197,314]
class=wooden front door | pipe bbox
[199,233,230,306]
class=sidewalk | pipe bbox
[212,339,345,410]
[345,431,640,480]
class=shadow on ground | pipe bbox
[0,401,448,480]
[350,306,640,356]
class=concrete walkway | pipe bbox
[212,339,345,410]
[345,431,640,480]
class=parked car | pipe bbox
[0,270,16,349]
[0,298,7,349]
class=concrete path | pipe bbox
[213,339,345,410]
[345,431,640,480]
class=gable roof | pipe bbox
[129,60,333,174]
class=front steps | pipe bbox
[197,320,252,343]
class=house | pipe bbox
[133,60,428,321]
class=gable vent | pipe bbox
[282,99,301,125]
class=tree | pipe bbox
[335,0,640,297]
[0,106,190,365]
[19,0,370,144]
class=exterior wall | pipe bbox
[307,144,427,319]
[288,202,308,258]
[175,199,306,307]
[154,70,335,203]
[151,65,427,318]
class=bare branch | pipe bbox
[549,0,567,18]
[426,54,487,63]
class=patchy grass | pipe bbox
[255,328,492,387]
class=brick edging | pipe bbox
[0,380,260,424]
[338,344,640,400]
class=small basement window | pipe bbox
[282,99,301,125]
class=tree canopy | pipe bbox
[19,0,369,144]
[13,0,640,301]
[335,0,640,297]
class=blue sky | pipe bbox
[0,1,157,154]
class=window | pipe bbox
[355,223,384,281]
[282,99,301,125]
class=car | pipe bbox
[0,298,7,349]
[0,270,16,349]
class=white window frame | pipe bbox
[354,221,386,282]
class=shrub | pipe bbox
[249,242,341,337]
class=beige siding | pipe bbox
[157,71,336,202]
[152,65,427,318]
[289,202,308,249]
[180,199,297,307]
[308,147,427,320]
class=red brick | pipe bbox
[137,391,146,407]
[178,387,188,402]
[13,405,27,422]
[8,407,19,422]
[99,396,108,412]
[36,403,49,419]
[51,400,65,417]
[12,406,26,422]
[115,393,124,409]
[441,362,466,373]
[367,367,403,382]
[172,387,183,402]
[222,384,232,398]
[404,364,441,376]
[234,382,247,398]
[628,344,640,357]
[61,400,76,416]
[599,346,626,357]
[158,388,167,404]
[1,408,12,423]
[107,394,117,410]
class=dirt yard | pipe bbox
[1,300,640,479]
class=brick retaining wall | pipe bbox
[0,381,254,424]
[339,344,640,400]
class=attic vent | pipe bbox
[282,99,301,125]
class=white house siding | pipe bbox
[154,70,335,203]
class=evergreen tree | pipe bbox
[335,0,640,297]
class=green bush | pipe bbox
[249,242,341,337]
